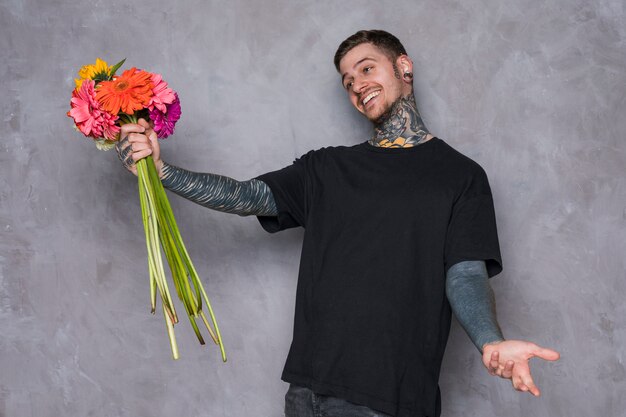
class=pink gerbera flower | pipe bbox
[68,79,120,140]
[148,73,176,113]
[150,93,181,138]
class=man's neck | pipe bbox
[369,93,431,148]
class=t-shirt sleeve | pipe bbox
[444,167,503,278]
[254,152,311,233]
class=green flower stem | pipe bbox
[139,169,165,312]
[162,300,179,360]
[155,218,208,346]
[123,113,226,361]
[135,153,226,361]
[145,157,227,361]
[138,158,179,359]
[138,175,157,314]
[145,161,201,310]
[138,159,177,322]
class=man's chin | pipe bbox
[360,107,386,123]
[372,108,393,125]
[364,114,380,123]
[368,96,405,125]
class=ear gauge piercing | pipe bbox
[403,71,413,80]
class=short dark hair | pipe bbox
[334,30,408,72]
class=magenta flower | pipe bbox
[150,93,181,138]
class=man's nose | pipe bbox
[352,76,368,94]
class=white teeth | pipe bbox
[362,91,380,105]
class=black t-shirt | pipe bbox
[256,138,502,417]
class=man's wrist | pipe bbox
[159,160,171,180]
[482,338,506,353]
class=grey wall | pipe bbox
[1,0,624,416]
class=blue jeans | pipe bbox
[284,384,393,417]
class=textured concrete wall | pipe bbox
[1,0,624,416]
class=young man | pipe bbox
[118,30,559,417]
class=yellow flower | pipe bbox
[74,58,112,90]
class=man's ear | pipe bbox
[396,54,414,76]
[396,55,413,85]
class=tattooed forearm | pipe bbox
[370,93,431,148]
[446,260,505,352]
[160,162,278,217]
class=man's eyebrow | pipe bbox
[341,57,377,84]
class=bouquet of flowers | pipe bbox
[67,58,226,361]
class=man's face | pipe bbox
[338,43,407,123]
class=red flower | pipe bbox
[96,68,153,115]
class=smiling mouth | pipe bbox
[362,90,381,106]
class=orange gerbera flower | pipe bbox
[96,67,154,115]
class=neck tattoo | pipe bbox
[369,94,431,148]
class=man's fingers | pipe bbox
[118,143,132,160]
[116,132,152,169]
[116,136,131,160]
[521,379,540,396]
[488,351,501,374]
[137,118,150,129]
[128,141,153,159]
[515,381,530,394]
[115,125,151,176]
[132,148,153,161]
[489,351,499,367]
[120,123,145,136]
[147,130,160,161]
[519,371,540,396]
[482,340,556,397]
[501,360,514,379]
[512,375,524,391]
[127,132,150,144]
[512,363,541,396]
[116,141,136,173]
[533,346,560,362]
[526,381,540,396]
[130,142,152,153]
[118,135,130,147]
[525,345,558,396]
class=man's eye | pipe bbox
[345,81,353,89]
[364,66,372,73]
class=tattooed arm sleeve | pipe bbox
[160,161,278,217]
[446,260,505,352]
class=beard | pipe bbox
[372,96,403,126]
[371,64,404,123]
[371,95,411,141]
